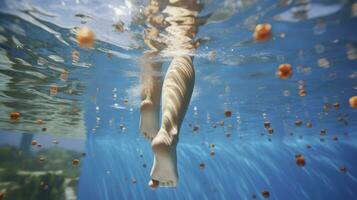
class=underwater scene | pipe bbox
[0,0,357,199]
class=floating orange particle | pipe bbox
[276,64,292,79]
[295,154,306,167]
[10,112,20,122]
[76,27,95,48]
[298,89,306,97]
[225,110,232,117]
[261,190,270,198]
[50,84,58,96]
[72,159,80,167]
[253,24,272,42]
[349,96,357,108]
[31,140,37,145]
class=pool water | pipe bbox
[0,0,357,199]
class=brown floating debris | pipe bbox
[50,84,58,96]
[31,140,37,145]
[295,120,303,127]
[76,27,95,48]
[261,190,270,198]
[306,121,312,128]
[267,128,274,134]
[276,64,292,79]
[332,135,338,141]
[295,154,306,167]
[36,119,44,125]
[349,96,357,108]
[208,143,215,148]
[10,112,20,122]
[42,127,47,132]
[333,102,340,109]
[0,192,4,200]
[113,21,125,32]
[253,23,272,42]
[225,110,232,117]
[320,129,327,136]
[193,125,199,132]
[340,166,347,173]
[298,89,306,97]
[264,121,271,129]
[72,159,80,167]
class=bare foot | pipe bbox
[149,128,178,187]
[139,99,159,141]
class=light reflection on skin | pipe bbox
[139,0,203,188]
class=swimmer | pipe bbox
[139,0,203,188]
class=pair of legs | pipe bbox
[140,54,195,188]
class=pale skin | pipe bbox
[139,0,200,188]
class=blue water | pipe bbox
[0,0,357,199]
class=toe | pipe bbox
[148,179,159,189]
